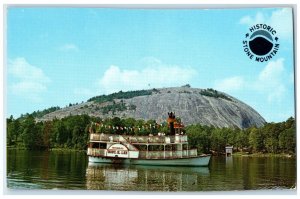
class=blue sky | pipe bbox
[6,7,294,122]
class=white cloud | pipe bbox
[98,59,197,94]
[254,58,286,102]
[240,8,293,39]
[9,58,50,82]
[267,84,285,102]
[59,43,79,52]
[8,57,50,102]
[258,58,284,83]
[240,12,265,25]
[214,76,244,92]
[214,58,288,103]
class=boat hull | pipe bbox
[88,155,211,166]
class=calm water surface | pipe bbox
[6,149,296,191]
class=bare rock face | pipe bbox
[39,87,266,129]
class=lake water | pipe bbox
[6,149,296,192]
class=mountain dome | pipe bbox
[39,87,266,129]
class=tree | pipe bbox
[262,123,281,153]
[210,128,226,153]
[72,126,82,148]
[279,126,295,153]
[53,121,68,147]
[7,116,21,146]
[223,128,236,146]
[249,128,264,152]
[20,115,43,149]
[235,129,249,151]
[42,121,53,149]
[186,125,211,154]
[123,118,136,135]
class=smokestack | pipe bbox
[167,112,176,135]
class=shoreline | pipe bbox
[231,152,295,158]
[7,147,295,158]
[6,146,86,153]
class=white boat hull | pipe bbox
[88,155,211,166]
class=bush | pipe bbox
[200,88,232,101]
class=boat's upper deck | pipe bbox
[89,133,188,145]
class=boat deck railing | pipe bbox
[87,148,198,159]
[139,149,198,159]
[89,133,188,144]
[88,148,106,157]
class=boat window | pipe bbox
[183,144,188,150]
[100,143,107,149]
[92,143,100,148]
[165,145,172,151]
[148,145,164,151]
[133,145,147,151]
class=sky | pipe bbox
[6,7,295,122]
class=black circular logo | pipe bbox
[243,24,280,62]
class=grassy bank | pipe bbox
[6,146,27,150]
[232,152,295,158]
[49,148,86,152]
[7,146,86,153]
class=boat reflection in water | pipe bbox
[86,162,210,191]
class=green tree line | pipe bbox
[101,100,127,114]
[7,114,295,155]
[199,88,232,101]
[186,117,295,154]
[87,89,152,103]
[19,106,61,119]
[7,115,91,150]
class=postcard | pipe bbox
[5,5,296,193]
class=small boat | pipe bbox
[87,112,211,166]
